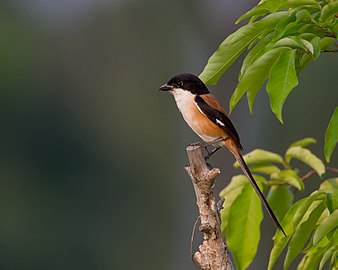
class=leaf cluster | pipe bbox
[200,0,337,123]
[219,138,338,270]
[199,0,338,166]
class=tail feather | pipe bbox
[234,151,286,237]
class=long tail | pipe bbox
[233,150,286,237]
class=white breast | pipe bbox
[171,89,217,143]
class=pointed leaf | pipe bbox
[285,146,325,176]
[310,36,321,60]
[237,0,286,23]
[251,163,281,174]
[230,47,287,112]
[271,170,304,191]
[268,192,326,270]
[200,12,289,85]
[266,48,298,122]
[233,149,285,168]
[319,178,338,212]
[319,37,336,50]
[293,191,326,229]
[267,185,294,221]
[279,0,321,10]
[236,8,271,24]
[240,33,275,79]
[273,12,297,41]
[289,137,316,148]
[319,245,338,270]
[227,181,263,270]
[297,244,327,270]
[300,38,314,54]
[199,24,260,85]
[274,37,305,49]
[284,200,326,269]
[324,107,338,162]
[219,175,248,232]
[330,249,337,268]
[321,1,338,23]
[313,209,338,246]
[268,199,304,270]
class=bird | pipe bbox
[160,73,286,236]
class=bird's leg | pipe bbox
[203,137,228,160]
[204,147,221,161]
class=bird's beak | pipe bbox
[159,84,173,91]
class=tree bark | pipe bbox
[185,144,234,270]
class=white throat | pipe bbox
[171,88,195,113]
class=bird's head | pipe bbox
[159,73,209,95]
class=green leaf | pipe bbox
[310,36,321,59]
[284,200,326,269]
[285,146,326,176]
[326,193,335,213]
[293,191,326,230]
[239,33,275,80]
[227,181,263,270]
[300,38,314,54]
[273,36,314,54]
[271,170,304,191]
[230,47,287,112]
[299,50,313,69]
[236,8,271,24]
[321,1,338,23]
[273,12,297,41]
[268,199,304,270]
[313,209,338,246]
[319,231,338,270]
[319,37,336,50]
[319,178,338,192]
[330,249,337,269]
[233,149,285,168]
[274,37,305,49]
[296,9,313,22]
[267,185,294,221]
[319,178,338,212]
[279,0,321,10]
[289,137,316,148]
[200,12,289,85]
[297,244,327,270]
[319,245,338,270]
[250,163,281,174]
[237,0,288,23]
[324,107,338,162]
[219,175,248,233]
[266,48,298,123]
[199,24,260,85]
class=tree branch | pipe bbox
[185,144,234,270]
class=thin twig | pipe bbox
[321,49,338,53]
[301,166,338,181]
[190,216,200,261]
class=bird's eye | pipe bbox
[176,81,183,88]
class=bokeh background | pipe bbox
[0,1,336,269]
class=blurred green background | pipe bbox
[0,1,336,269]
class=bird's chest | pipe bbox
[173,92,222,142]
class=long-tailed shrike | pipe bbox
[160,73,286,236]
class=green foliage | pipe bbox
[199,0,338,160]
[219,138,338,270]
[325,107,338,162]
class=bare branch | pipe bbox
[185,144,234,270]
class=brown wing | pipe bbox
[195,95,242,150]
[201,94,226,114]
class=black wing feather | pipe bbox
[194,95,242,150]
